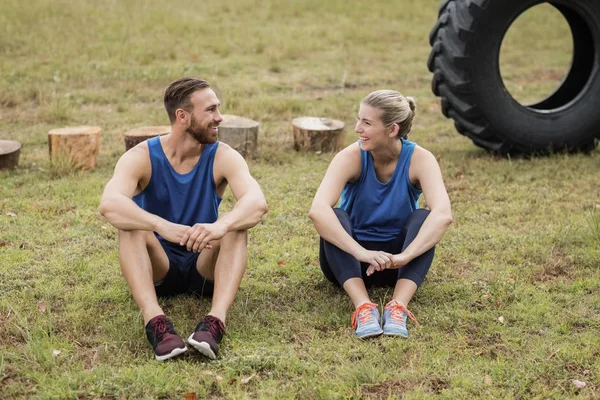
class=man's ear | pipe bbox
[175,108,188,123]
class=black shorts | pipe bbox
[154,240,214,298]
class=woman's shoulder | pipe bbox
[410,143,435,162]
[408,143,440,177]
[334,141,362,162]
[327,142,363,182]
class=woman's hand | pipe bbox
[391,253,410,268]
[358,250,394,268]
[366,252,411,276]
[360,250,393,276]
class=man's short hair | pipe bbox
[164,78,210,123]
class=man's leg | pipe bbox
[188,230,247,359]
[194,230,248,324]
[119,230,188,360]
[119,230,170,324]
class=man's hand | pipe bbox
[180,221,228,252]
[358,249,393,275]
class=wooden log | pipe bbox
[291,117,344,152]
[219,115,259,157]
[0,140,22,170]
[48,126,101,170]
[124,125,170,152]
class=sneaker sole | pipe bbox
[357,330,383,339]
[187,336,216,360]
[383,331,408,337]
[155,346,188,361]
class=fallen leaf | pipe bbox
[241,374,256,384]
[215,375,223,382]
[484,375,493,386]
[583,370,590,375]
[497,316,505,324]
[52,349,61,356]
[0,240,8,247]
[277,260,286,267]
[202,370,213,376]
[572,380,586,389]
[5,211,16,217]
[183,393,197,400]
[228,378,237,385]
[548,348,560,359]
[37,300,47,313]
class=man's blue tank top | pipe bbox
[339,139,422,242]
[133,137,222,240]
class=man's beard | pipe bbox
[186,115,217,144]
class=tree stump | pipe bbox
[291,117,345,152]
[0,140,22,170]
[48,126,101,170]
[124,125,170,151]
[219,115,259,157]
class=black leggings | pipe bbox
[319,208,435,288]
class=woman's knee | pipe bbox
[405,209,430,228]
[333,208,353,233]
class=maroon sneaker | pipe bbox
[145,315,188,361]
[187,315,225,359]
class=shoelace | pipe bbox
[202,316,225,337]
[153,316,170,339]
[385,300,419,325]
[351,302,379,329]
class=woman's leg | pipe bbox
[393,209,435,305]
[382,209,435,336]
[320,208,372,308]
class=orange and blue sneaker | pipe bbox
[382,300,419,337]
[351,302,383,339]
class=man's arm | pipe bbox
[99,146,189,244]
[180,144,268,251]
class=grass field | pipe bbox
[1,0,599,398]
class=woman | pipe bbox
[308,90,452,339]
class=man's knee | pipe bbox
[221,229,247,246]
[119,229,150,244]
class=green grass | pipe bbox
[1,0,599,398]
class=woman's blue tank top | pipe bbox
[133,137,222,237]
[339,139,422,242]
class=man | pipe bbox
[99,77,268,361]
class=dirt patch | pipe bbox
[360,377,450,398]
[531,245,575,283]
[359,380,414,399]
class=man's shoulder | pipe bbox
[114,142,151,176]
[214,141,245,164]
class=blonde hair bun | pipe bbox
[406,96,416,112]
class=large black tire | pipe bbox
[428,0,600,155]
